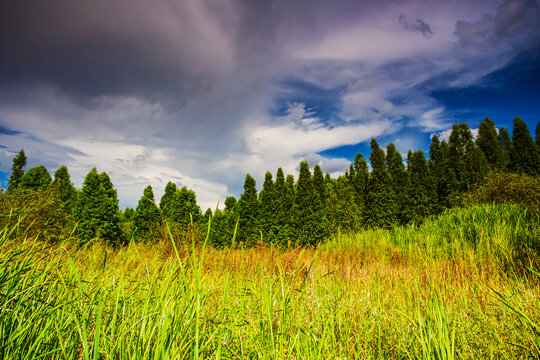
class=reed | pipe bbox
[0,204,538,359]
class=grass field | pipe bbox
[1,204,539,359]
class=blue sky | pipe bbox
[1,0,539,209]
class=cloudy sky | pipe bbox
[1,0,539,210]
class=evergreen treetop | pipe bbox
[366,138,397,228]
[74,168,121,245]
[132,185,161,239]
[477,117,505,170]
[20,165,52,190]
[237,174,260,243]
[52,165,76,204]
[510,116,540,175]
[159,181,177,218]
[7,149,27,192]
[169,186,202,226]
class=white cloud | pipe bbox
[437,127,479,142]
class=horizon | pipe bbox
[1,0,540,210]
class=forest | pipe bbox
[2,116,539,248]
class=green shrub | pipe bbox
[468,172,540,210]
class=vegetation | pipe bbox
[0,116,538,358]
[0,204,538,359]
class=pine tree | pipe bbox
[477,117,505,170]
[132,185,161,240]
[366,139,397,228]
[386,144,407,224]
[237,174,260,244]
[20,165,52,190]
[160,181,177,219]
[7,149,27,192]
[291,161,327,246]
[509,116,540,175]
[74,169,121,245]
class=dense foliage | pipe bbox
[2,116,539,247]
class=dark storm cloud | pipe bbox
[455,0,540,48]
[2,0,539,208]
[0,1,239,99]
[0,0,386,101]
[399,15,434,37]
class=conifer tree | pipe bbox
[403,150,434,224]
[208,208,227,248]
[20,165,52,190]
[97,172,122,244]
[498,126,512,170]
[285,174,295,207]
[509,116,540,175]
[224,196,237,212]
[366,138,397,228]
[386,144,407,224]
[169,186,203,227]
[259,171,278,243]
[220,196,238,247]
[535,121,540,151]
[159,181,177,219]
[132,185,161,240]
[74,169,121,245]
[477,117,505,170]
[313,165,325,201]
[52,165,76,216]
[7,149,27,192]
[428,135,453,212]
[324,172,332,185]
[312,164,329,233]
[275,168,285,197]
[333,175,361,232]
[204,208,212,222]
[274,174,296,246]
[291,161,327,245]
[448,122,488,195]
[324,178,338,234]
[237,174,260,244]
[123,207,135,222]
[350,153,369,222]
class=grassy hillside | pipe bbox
[1,204,539,359]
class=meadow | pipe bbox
[1,203,539,359]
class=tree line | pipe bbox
[3,116,540,247]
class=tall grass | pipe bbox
[0,204,538,359]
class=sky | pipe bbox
[1,0,539,210]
